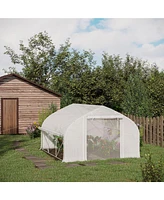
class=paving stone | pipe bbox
[16,148,28,152]
[35,163,53,169]
[13,141,20,148]
[13,140,51,170]
[78,163,86,166]
[35,165,51,169]
[35,163,47,166]
[25,159,46,163]
[66,163,80,168]
[13,140,20,145]
[33,160,46,164]
[23,156,41,160]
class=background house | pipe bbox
[0,73,61,134]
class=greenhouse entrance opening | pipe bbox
[87,117,120,160]
[41,131,63,161]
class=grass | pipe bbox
[0,135,164,182]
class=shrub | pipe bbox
[26,122,41,139]
[141,153,164,182]
[38,103,57,126]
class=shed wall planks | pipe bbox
[0,76,60,134]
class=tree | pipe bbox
[101,53,125,112]
[50,41,97,107]
[4,32,98,108]
[121,71,152,117]
[4,31,56,87]
[146,66,164,117]
[69,66,106,105]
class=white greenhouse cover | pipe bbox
[40,103,140,162]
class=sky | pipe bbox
[0,18,164,76]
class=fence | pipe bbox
[125,114,164,147]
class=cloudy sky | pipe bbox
[0,18,164,76]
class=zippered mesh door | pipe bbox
[87,118,120,160]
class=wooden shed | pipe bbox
[0,73,61,134]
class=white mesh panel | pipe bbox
[87,118,120,160]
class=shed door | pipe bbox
[1,98,18,134]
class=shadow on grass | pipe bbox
[13,139,28,149]
[0,136,15,157]
[0,135,28,157]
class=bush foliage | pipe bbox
[26,122,40,139]
[38,103,57,126]
[141,153,164,182]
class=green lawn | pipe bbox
[0,135,164,182]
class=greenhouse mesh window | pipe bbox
[87,118,120,160]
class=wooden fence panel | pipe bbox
[157,117,160,146]
[145,118,149,144]
[149,118,152,145]
[124,114,164,147]
[142,117,145,143]
[160,116,163,147]
[136,116,138,124]
[153,118,156,145]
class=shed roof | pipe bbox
[0,73,61,97]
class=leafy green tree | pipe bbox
[4,32,98,108]
[3,66,20,75]
[50,41,96,107]
[4,31,56,87]
[146,66,164,116]
[121,71,152,117]
[100,53,125,111]
[69,66,106,105]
